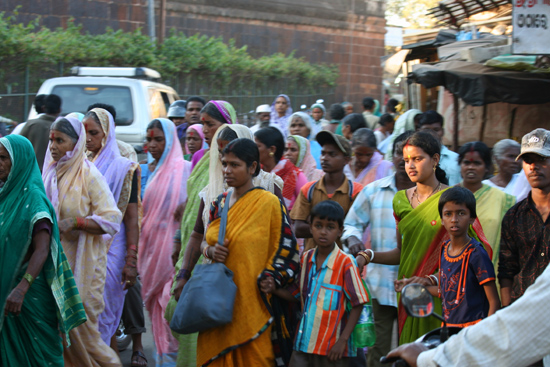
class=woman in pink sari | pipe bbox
[139,118,191,366]
[345,127,393,186]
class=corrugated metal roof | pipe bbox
[428,0,511,27]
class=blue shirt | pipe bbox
[342,174,400,307]
[439,238,495,327]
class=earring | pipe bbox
[269,152,275,157]
[433,165,436,172]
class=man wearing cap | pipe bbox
[250,104,274,133]
[167,100,187,141]
[499,129,550,312]
[290,130,363,251]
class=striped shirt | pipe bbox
[342,174,400,307]
[294,245,369,357]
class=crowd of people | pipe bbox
[0,91,549,367]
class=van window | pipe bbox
[148,89,167,119]
[160,92,171,112]
[51,85,134,126]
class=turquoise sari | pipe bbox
[0,135,86,366]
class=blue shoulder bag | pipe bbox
[170,191,237,334]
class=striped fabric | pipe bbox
[341,174,400,307]
[294,246,369,357]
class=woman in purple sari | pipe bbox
[83,108,142,355]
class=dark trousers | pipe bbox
[289,351,349,367]
[367,299,397,367]
[121,278,146,334]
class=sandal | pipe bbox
[131,350,148,367]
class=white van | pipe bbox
[27,67,180,146]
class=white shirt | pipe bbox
[417,262,550,367]
[250,122,284,135]
[439,146,461,186]
[482,172,531,202]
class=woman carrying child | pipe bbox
[356,131,492,344]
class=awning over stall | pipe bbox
[408,60,550,106]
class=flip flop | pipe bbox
[131,350,148,367]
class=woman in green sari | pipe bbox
[356,131,492,344]
[0,135,86,366]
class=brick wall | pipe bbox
[2,0,386,109]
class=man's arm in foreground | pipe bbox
[387,263,550,367]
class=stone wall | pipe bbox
[2,0,386,108]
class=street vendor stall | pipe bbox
[408,60,550,148]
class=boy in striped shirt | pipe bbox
[261,200,369,366]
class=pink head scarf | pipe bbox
[138,119,190,356]
[184,124,205,155]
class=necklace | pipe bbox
[414,182,441,205]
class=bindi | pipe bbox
[148,130,155,138]
[50,132,55,140]
[464,151,477,161]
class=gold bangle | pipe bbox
[358,251,371,264]
[23,273,35,286]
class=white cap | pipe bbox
[256,104,271,113]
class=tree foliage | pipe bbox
[386,0,439,28]
[0,12,339,89]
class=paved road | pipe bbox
[120,311,156,367]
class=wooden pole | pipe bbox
[159,0,166,44]
[479,104,487,142]
[453,94,459,151]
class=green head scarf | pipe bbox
[288,135,309,167]
[0,135,86,338]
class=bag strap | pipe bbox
[217,191,232,246]
[307,181,318,202]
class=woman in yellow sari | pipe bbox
[356,131,491,344]
[457,141,515,270]
[42,115,123,367]
[197,138,299,366]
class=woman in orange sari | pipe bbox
[197,138,299,366]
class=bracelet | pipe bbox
[127,244,138,253]
[202,246,211,260]
[358,251,371,264]
[429,274,439,286]
[23,273,35,286]
[75,217,87,230]
[177,269,192,281]
[366,249,375,262]
[424,275,435,285]
[73,217,78,229]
